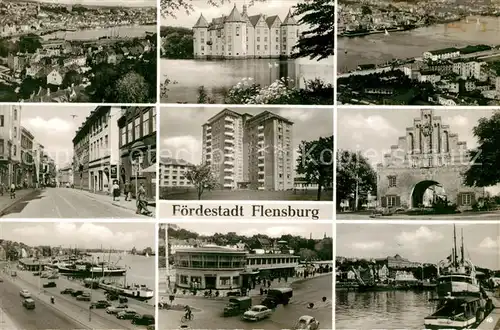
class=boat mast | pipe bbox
[461,229,465,264]
[453,225,457,268]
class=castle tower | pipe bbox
[193,14,209,58]
[281,9,298,57]
[224,5,246,58]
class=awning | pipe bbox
[141,164,156,173]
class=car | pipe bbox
[40,273,49,278]
[61,288,74,294]
[48,274,59,280]
[90,300,111,309]
[294,315,320,330]
[20,289,31,298]
[242,305,272,321]
[105,304,129,314]
[132,314,155,326]
[43,282,57,288]
[71,290,84,297]
[116,309,137,320]
[22,298,35,310]
[76,293,91,301]
[32,272,41,276]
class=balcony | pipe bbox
[258,170,265,175]
[224,160,234,166]
[257,140,264,146]
[224,167,234,172]
[224,131,234,137]
[258,186,265,190]
[225,138,234,144]
[206,132,211,137]
[258,125,264,130]
[257,154,265,160]
[224,175,234,180]
[225,116,234,123]
[258,133,264,138]
[224,124,234,130]
[224,146,234,152]
[258,178,265,183]
[224,183,233,188]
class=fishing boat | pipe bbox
[98,279,154,301]
[424,226,494,329]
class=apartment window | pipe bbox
[0,139,3,155]
[14,109,17,120]
[257,37,260,42]
[13,145,16,156]
[201,38,204,44]
[276,37,279,42]
[388,176,397,188]
[127,122,133,143]
[387,195,397,207]
[121,127,126,146]
[264,45,267,50]
[461,193,472,206]
[13,127,17,138]
[228,36,231,43]
[104,135,108,149]
[276,45,279,50]
[236,26,240,36]
[257,45,260,50]
[200,31,205,37]
[257,29,260,34]
[228,45,232,51]
[143,111,150,136]
[275,29,279,34]
[283,37,286,42]
[264,37,267,42]
[152,108,156,132]
[134,117,141,140]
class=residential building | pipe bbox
[422,48,460,61]
[118,107,156,199]
[32,141,44,188]
[193,5,298,59]
[0,105,22,186]
[159,157,193,187]
[57,164,73,187]
[41,154,56,186]
[72,116,90,190]
[201,109,294,191]
[20,127,35,186]
[46,69,64,86]
[87,106,124,194]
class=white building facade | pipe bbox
[0,105,22,186]
[193,5,299,59]
[159,157,194,188]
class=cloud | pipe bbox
[22,117,74,134]
[278,108,314,122]
[446,115,469,127]
[342,114,398,138]
[395,226,443,247]
[240,226,306,238]
[161,135,201,163]
[13,225,47,237]
[350,241,384,250]
[478,236,499,249]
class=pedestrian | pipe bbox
[112,180,120,201]
[0,183,4,196]
[136,183,151,215]
[10,183,15,199]
[125,180,132,201]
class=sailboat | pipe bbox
[384,29,389,36]
[145,252,149,258]
[424,225,493,329]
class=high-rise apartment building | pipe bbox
[201,109,294,191]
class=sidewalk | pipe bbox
[74,189,156,217]
[0,308,18,330]
[0,189,39,214]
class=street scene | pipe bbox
[160,0,333,104]
[0,105,157,218]
[338,0,500,105]
[336,223,500,330]
[159,107,333,201]
[0,0,156,103]
[337,107,500,219]
[0,222,156,330]
[159,222,333,330]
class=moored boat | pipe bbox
[57,261,126,277]
[98,280,154,301]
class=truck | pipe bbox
[223,297,252,317]
[261,288,293,309]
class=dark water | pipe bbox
[336,290,437,329]
[338,16,500,72]
[42,25,156,41]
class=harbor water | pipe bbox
[336,290,437,329]
[339,16,500,72]
[160,56,334,103]
[42,25,156,41]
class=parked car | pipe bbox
[20,289,31,298]
[294,315,320,330]
[32,272,41,276]
[242,305,272,321]
[76,293,91,301]
[48,274,59,280]
[40,273,50,278]
[116,309,137,320]
[61,288,74,294]
[43,282,56,288]
[90,300,111,309]
[71,290,84,297]
[22,298,35,310]
[106,304,129,314]
[132,314,155,326]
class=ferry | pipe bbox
[98,279,154,301]
[57,261,126,277]
[424,226,494,329]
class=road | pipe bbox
[338,212,500,220]
[159,274,332,330]
[1,188,142,218]
[12,269,153,329]
[0,274,85,330]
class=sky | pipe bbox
[337,223,500,270]
[159,106,333,165]
[31,0,156,7]
[20,105,94,168]
[0,222,155,250]
[161,0,301,27]
[337,108,500,194]
[167,222,333,239]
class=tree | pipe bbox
[336,150,377,210]
[88,64,119,102]
[18,77,44,100]
[464,111,500,188]
[296,135,334,201]
[291,0,334,60]
[62,70,82,88]
[185,164,218,200]
[160,0,265,18]
[115,72,150,103]
[18,35,42,54]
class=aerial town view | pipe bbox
[159,222,333,330]
[159,107,333,201]
[160,0,333,104]
[337,107,500,219]
[336,223,500,330]
[0,0,157,103]
[0,222,156,330]
[0,105,157,218]
[338,0,500,105]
